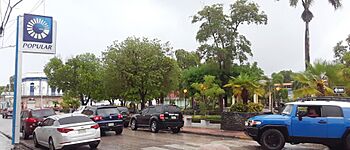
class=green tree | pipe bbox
[175,49,200,70]
[192,0,267,111]
[333,34,350,63]
[285,0,341,69]
[292,60,339,98]
[191,75,225,115]
[225,74,265,104]
[103,37,179,109]
[44,53,103,105]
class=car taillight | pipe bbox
[93,116,103,121]
[160,114,165,120]
[91,124,100,129]
[26,118,38,123]
[118,114,123,119]
[57,128,73,133]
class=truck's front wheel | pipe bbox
[260,129,285,150]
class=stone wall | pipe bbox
[221,112,260,131]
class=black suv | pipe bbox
[117,107,131,127]
[81,106,124,135]
[130,105,184,133]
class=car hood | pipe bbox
[249,114,289,121]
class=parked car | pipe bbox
[2,107,13,119]
[33,113,100,150]
[20,108,56,139]
[117,106,131,127]
[245,99,350,150]
[130,105,184,133]
[81,106,124,135]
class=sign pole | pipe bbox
[12,15,22,149]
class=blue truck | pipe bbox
[245,99,350,150]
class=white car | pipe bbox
[33,113,101,150]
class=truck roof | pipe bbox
[287,101,350,108]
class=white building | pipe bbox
[21,72,62,97]
[20,72,63,109]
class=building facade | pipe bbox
[21,72,63,109]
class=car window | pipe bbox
[164,105,181,113]
[322,106,343,117]
[148,107,156,114]
[141,108,149,114]
[117,107,129,114]
[58,116,92,125]
[42,118,54,126]
[97,107,120,116]
[32,109,56,118]
[281,104,293,115]
[297,105,322,118]
[155,106,163,113]
[82,110,94,116]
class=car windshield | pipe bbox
[58,116,92,125]
[32,109,55,118]
[281,104,293,115]
[164,105,181,113]
[117,107,129,114]
[97,107,120,116]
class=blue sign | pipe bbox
[23,14,52,43]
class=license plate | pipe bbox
[108,123,114,126]
[78,129,86,134]
[171,116,176,119]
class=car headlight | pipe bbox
[245,120,262,127]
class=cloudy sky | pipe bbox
[0,0,349,85]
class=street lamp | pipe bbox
[183,89,188,110]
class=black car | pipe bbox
[81,106,124,135]
[117,106,131,127]
[130,105,184,133]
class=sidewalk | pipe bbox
[182,126,250,140]
[0,133,13,150]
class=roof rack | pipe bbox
[297,96,350,102]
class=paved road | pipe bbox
[0,116,328,150]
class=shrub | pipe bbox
[191,115,221,123]
[230,102,263,113]
[230,102,246,112]
[247,103,264,113]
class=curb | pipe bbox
[0,131,34,150]
[181,129,251,140]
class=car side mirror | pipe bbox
[37,122,43,126]
[297,111,306,121]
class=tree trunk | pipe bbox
[148,100,152,106]
[160,93,164,104]
[305,21,310,70]
[140,94,145,109]
[242,88,249,105]
[218,96,223,112]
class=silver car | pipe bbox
[33,113,101,150]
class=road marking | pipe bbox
[164,144,198,150]
[141,147,169,150]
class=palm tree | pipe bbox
[224,74,264,104]
[292,60,340,98]
[288,0,341,69]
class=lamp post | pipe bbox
[183,89,188,110]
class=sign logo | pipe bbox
[23,14,52,43]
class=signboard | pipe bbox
[334,87,345,94]
[12,14,57,148]
[18,14,57,54]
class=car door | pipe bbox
[291,105,328,138]
[36,118,50,143]
[139,108,149,125]
[38,118,55,144]
[322,105,345,139]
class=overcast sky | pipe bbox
[0,0,349,85]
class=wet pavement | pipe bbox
[0,115,328,150]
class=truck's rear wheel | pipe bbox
[343,133,350,150]
[260,129,285,150]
